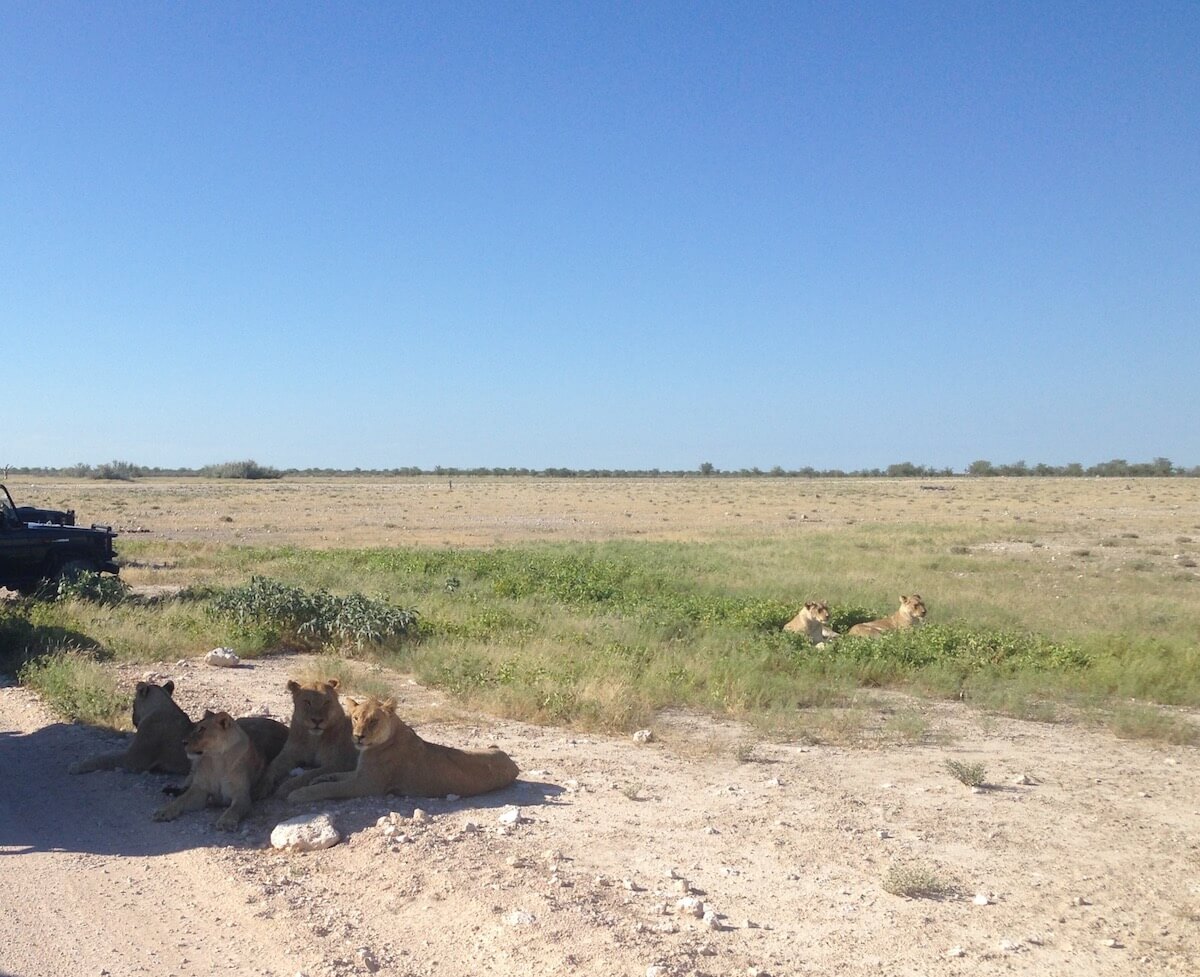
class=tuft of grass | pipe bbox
[881,862,959,899]
[1104,703,1199,746]
[944,758,988,788]
[19,649,129,727]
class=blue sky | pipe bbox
[3,2,1197,472]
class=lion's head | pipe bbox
[185,710,239,758]
[804,601,831,624]
[347,696,403,750]
[132,679,179,729]
[899,594,927,623]
[285,678,346,733]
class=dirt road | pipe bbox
[2,655,1198,977]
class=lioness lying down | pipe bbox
[847,594,928,637]
[287,696,519,804]
[256,678,358,800]
[68,680,288,777]
[152,711,266,831]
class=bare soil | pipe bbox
[3,653,1198,977]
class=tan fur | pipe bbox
[258,678,357,799]
[69,680,193,775]
[783,601,839,647]
[152,711,265,830]
[288,697,519,805]
[846,594,928,637]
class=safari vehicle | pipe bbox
[0,484,119,594]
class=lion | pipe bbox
[287,696,519,805]
[68,680,195,775]
[152,710,265,830]
[69,679,288,786]
[846,594,928,637]
[256,678,358,799]
[783,601,839,647]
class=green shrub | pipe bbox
[208,575,418,650]
[52,570,130,606]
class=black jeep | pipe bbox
[0,484,119,594]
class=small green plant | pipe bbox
[881,862,958,899]
[944,758,988,788]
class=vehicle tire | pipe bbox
[56,558,98,583]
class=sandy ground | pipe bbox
[2,653,1198,977]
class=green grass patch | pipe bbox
[19,649,129,727]
[11,536,1200,740]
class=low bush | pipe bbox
[208,575,418,650]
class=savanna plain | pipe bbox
[2,476,1198,977]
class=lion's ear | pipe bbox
[286,680,300,693]
[804,602,815,610]
[900,595,907,603]
[163,680,175,696]
[326,678,340,690]
[218,714,233,730]
[202,709,216,719]
[381,697,396,712]
[136,682,148,696]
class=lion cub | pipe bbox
[783,601,839,647]
[847,594,928,637]
[287,696,519,804]
[257,678,358,799]
[152,711,265,831]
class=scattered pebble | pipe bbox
[676,896,705,918]
[497,806,522,826]
[973,893,991,906]
[946,947,966,958]
[505,910,536,927]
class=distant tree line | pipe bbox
[2,457,1197,479]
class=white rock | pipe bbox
[946,947,966,958]
[702,910,722,930]
[505,910,536,927]
[445,793,460,802]
[973,893,991,905]
[1014,773,1036,785]
[497,806,522,826]
[411,808,430,823]
[204,647,241,668]
[633,728,655,744]
[676,896,705,918]
[355,947,379,972]
[646,967,668,977]
[270,813,341,852]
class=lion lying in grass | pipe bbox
[256,678,358,799]
[152,710,267,830]
[847,594,928,637]
[287,696,519,804]
[783,601,839,647]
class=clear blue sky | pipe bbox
[4,2,1197,472]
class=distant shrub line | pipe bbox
[4,456,1196,479]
